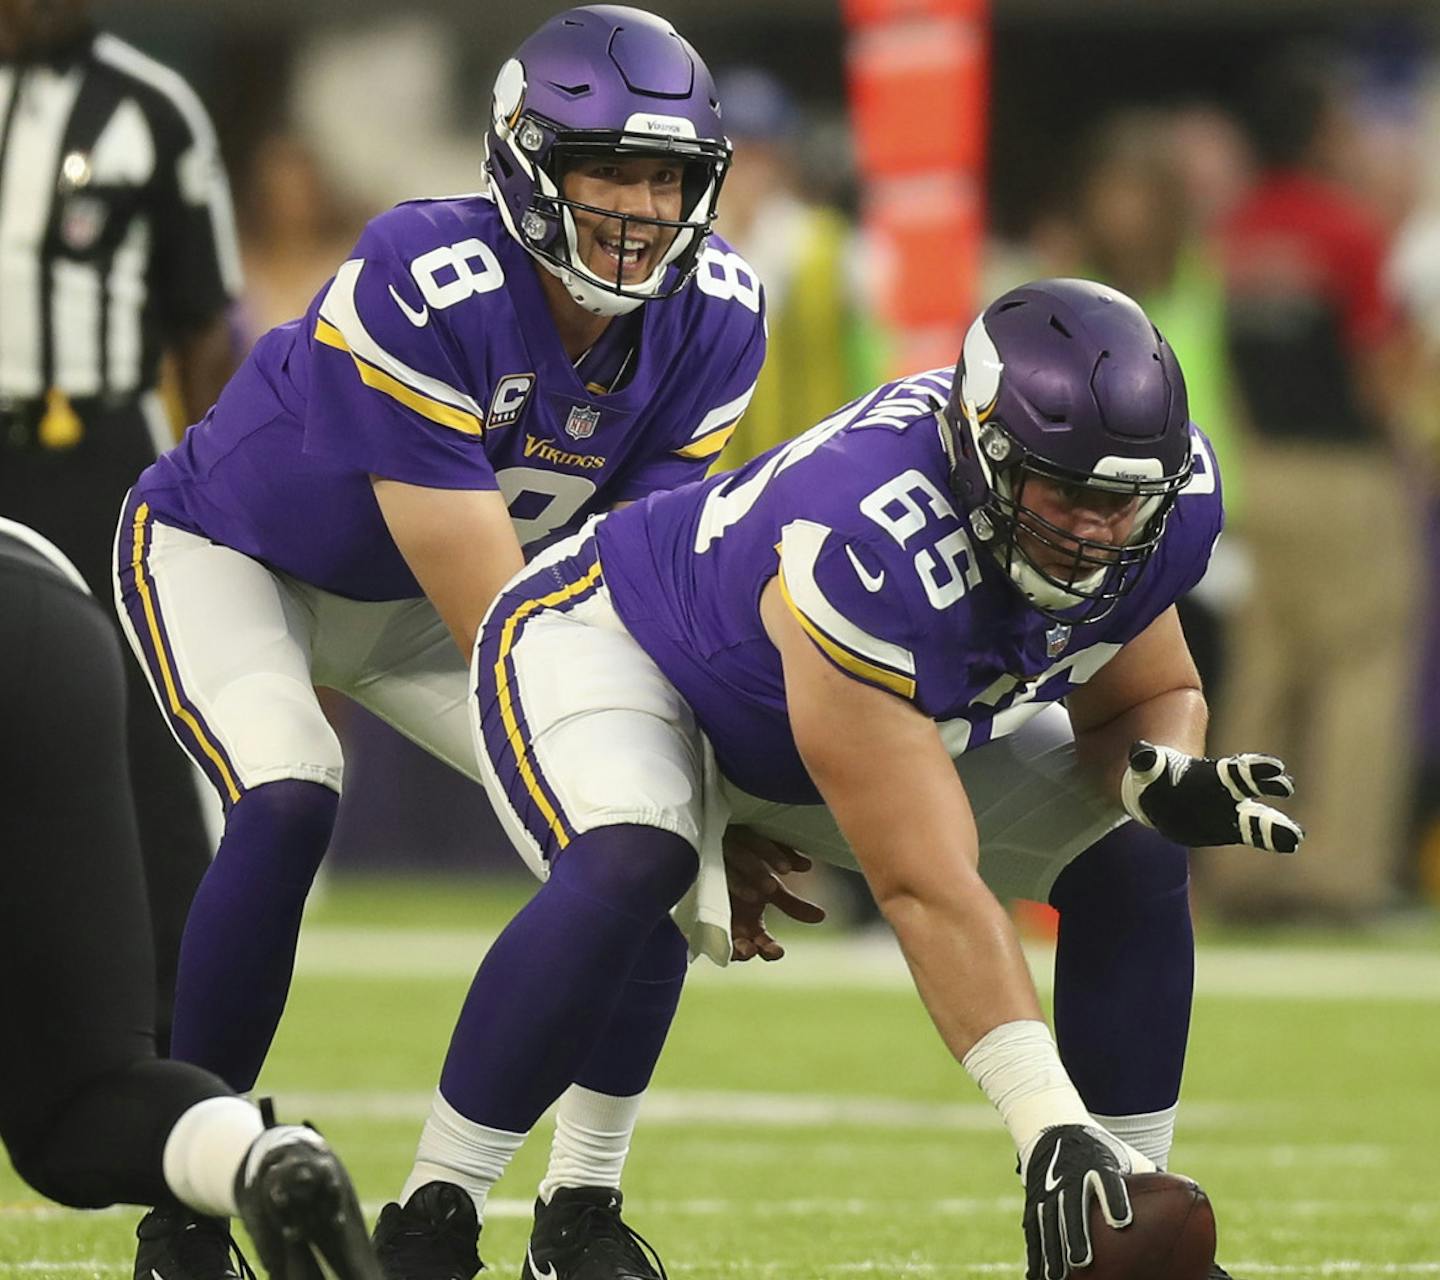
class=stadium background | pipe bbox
[5,0,1440,1274]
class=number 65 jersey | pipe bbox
[596,370,1225,805]
[134,193,766,601]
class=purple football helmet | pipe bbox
[485,5,730,316]
[946,278,1194,621]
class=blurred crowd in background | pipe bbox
[85,1,1440,927]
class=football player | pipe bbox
[0,519,378,1280]
[400,279,1300,1280]
[109,5,765,1271]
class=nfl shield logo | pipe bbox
[1046,624,1071,658]
[59,196,107,252]
[564,404,601,441]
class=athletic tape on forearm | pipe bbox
[961,1020,1092,1153]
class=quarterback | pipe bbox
[410,280,1300,1280]
[110,5,764,1269]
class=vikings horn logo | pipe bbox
[960,315,1004,426]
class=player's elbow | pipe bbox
[867,861,988,935]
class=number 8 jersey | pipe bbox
[134,192,766,601]
[596,370,1224,805]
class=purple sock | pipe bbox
[1048,823,1194,1114]
[575,917,688,1098]
[169,779,337,1090]
[439,824,697,1131]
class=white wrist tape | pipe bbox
[1121,743,1182,825]
[962,1019,1092,1153]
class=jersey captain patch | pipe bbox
[489,374,535,429]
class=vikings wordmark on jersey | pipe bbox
[128,194,764,601]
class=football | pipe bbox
[1086,1172,1217,1279]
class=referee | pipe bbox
[0,0,240,1049]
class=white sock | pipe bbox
[538,1086,644,1204]
[404,1089,527,1221]
[161,1097,264,1218]
[1091,1106,1178,1170]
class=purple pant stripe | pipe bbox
[114,494,243,810]
[476,538,607,861]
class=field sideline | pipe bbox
[3,877,1437,1278]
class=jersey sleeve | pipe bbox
[614,287,768,501]
[1172,425,1227,597]
[775,517,930,704]
[1112,425,1227,643]
[301,216,496,491]
[146,81,242,331]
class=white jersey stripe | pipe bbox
[0,64,83,398]
[51,258,102,395]
[689,380,757,440]
[318,259,487,419]
[106,218,150,393]
[92,33,243,297]
[779,518,917,679]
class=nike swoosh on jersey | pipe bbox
[528,1247,559,1280]
[844,543,886,593]
[388,284,431,327]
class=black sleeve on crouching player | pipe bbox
[0,558,230,1208]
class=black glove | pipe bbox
[1121,740,1304,853]
[1020,1124,1137,1280]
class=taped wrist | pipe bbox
[962,1020,1092,1155]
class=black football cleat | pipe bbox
[1209,1267,1239,1279]
[372,1181,483,1280]
[133,1205,253,1280]
[234,1124,381,1280]
[520,1187,665,1280]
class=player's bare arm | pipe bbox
[1066,605,1206,797]
[1068,605,1302,855]
[760,575,1043,1056]
[372,479,526,656]
[172,312,238,426]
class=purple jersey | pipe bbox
[134,194,765,600]
[598,370,1224,804]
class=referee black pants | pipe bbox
[0,397,212,1051]
[0,552,228,1207]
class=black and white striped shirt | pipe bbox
[0,28,241,406]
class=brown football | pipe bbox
[1084,1172,1217,1279]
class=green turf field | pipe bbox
[3,877,1438,1278]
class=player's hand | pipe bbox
[1020,1124,1152,1280]
[1121,740,1304,853]
[723,826,826,961]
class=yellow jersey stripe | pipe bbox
[131,505,242,804]
[675,422,739,460]
[493,559,606,851]
[314,319,483,437]
[777,567,917,701]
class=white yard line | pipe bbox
[228,1087,1247,1131]
[292,928,1440,1001]
[8,1264,1440,1277]
[4,1193,1436,1222]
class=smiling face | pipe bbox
[560,154,686,287]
